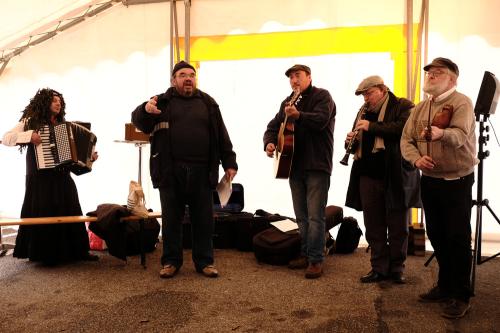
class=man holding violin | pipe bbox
[345,75,420,284]
[401,58,478,319]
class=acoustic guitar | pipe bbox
[274,88,301,179]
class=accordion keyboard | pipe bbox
[36,126,57,169]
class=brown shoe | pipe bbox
[159,264,178,278]
[199,265,219,278]
[305,262,323,279]
[288,256,308,269]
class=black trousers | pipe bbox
[158,163,214,271]
[360,176,409,275]
[421,173,474,302]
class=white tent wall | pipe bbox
[1,0,500,242]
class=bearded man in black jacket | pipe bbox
[132,61,238,279]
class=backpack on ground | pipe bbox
[252,227,301,265]
[334,216,362,254]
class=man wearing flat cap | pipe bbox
[401,57,478,319]
[344,75,420,285]
[263,64,335,279]
[132,60,238,279]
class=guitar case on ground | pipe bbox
[183,183,251,249]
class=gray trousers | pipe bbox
[359,176,409,275]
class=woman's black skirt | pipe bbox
[13,169,90,264]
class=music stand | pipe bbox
[114,140,149,185]
[469,71,500,293]
[470,112,500,293]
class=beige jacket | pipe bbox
[400,90,478,179]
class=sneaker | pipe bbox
[288,256,308,269]
[198,265,219,278]
[159,264,178,279]
[441,299,471,319]
[418,286,449,303]
[305,262,323,279]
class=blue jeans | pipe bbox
[289,170,330,263]
[158,163,214,271]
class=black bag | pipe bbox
[252,227,301,265]
[183,211,249,249]
[181,183,245,249]
[234,214,274,252]
[334,216,362,254]
[325,205,343,230]
[125,218,161,256]
[213,183,244,213]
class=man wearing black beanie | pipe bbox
[132,60,238,279]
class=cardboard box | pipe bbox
[125,123,149,141]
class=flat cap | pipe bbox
[355,75,386,95]
[423,57,459,76]
[172,60,196,77]
[285,64,311,77]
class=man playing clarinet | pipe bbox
[345,75,420,284]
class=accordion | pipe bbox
[35,122,97,175]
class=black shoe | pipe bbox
[418,286,449,303]
[390,272,406,284]
[441,299,471,319]
[360,270,386,283]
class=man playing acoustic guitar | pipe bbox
[263,64,335,278]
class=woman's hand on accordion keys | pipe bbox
[91,151,99,162]
[31,132,42,145]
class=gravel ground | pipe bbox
[0,245,499,333]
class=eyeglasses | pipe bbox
[176,73,196,79]
[425,70,448,78]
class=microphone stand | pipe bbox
[471,112,500,293]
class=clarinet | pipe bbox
[340,103,368,166]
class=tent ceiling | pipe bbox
[0,0,176,75]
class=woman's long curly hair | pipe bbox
[18,88,66,151]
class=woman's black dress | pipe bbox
[13,144,91,264]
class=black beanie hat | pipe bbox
[172,60,196,77]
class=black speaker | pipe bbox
[474,71,499,116]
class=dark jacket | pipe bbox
[263,85,336,175]
[131,87,237,188]
[345,91,421,211]
[88,204,131,261]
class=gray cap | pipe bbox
[285,64,311,77]
[355,75,386,95]
[423,57,459,76]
